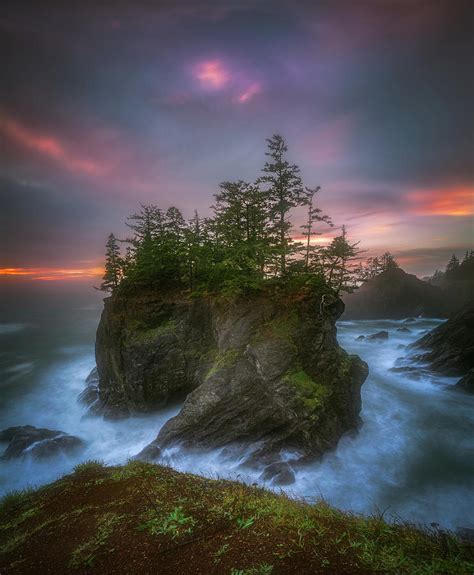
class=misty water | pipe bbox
[1,285,473,531]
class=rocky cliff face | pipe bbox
[410,302,474,381]
[343,267,447,320]
[94,289,368,462]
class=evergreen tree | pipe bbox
[323,226,362,293]
[260,134,305,276]
[99,234,122,292]
[445,254,460,279]
[300,186,333,273]
[380,252,398,272]
[212,180,269,276]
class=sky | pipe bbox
[1,0,473,282]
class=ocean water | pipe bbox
[0,284,473,530]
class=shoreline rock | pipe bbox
[410,303,474,379]
[0,425,83,460]
[95,289,368,463]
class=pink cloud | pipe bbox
[406,186,474,217]
[237,82,262,103]
[1,115,106,177]
[193,59,229,90]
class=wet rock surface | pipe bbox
[95,289,368,463]
[410,302,474,377]
[260,461,296,485]
[0,425,83,460]
[366,331,389,341]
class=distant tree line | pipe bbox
[430,251,474,286]
[99,134,368,296]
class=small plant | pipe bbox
[236,516,255,530]
[213,542,230,564]
[0,488,36,514]
[138,506,196,539]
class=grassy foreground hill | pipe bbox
[1,461,472,575]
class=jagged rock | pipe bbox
[455,369,474,394]
[97,289,368,462]
[78,367,100,408]
[343,267,447,319]
[135,297,367,460]
[94,295,217,418]
[0,425,83,460]
[410,303,474,376]
[396,327,412,333]
[366,331,389,341]
[85,367,99,384]
[260,461,295,486]
[78,385,99,405]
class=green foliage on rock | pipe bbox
[284,369,329,411]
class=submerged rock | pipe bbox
[0,425,83,460]
[342,267,447,320]
[355,335,365,341]
[260,461,295,486]
[396,327,412,333]
[96,289,367,463]
[410,302,474,376]
[366,331,389,341]
[388,366,427,380]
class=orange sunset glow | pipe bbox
[407,187,474,217]
[0,267,104,281]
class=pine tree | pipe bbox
[260,134,305,276]
[380,252,398,272]
[212,180,269,276]
[300,186,333,273]
[323,226,362,293]
[445,254,460,279]
[99,233,122,292]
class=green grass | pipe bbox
[138,506,196,539]
[0,488,35,514]
[73,460,106,474]
[1,461,473,574]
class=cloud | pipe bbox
[236,82,262,103]
[193,59,230,90]
[0,114,106,177]
[406,186,474,217]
